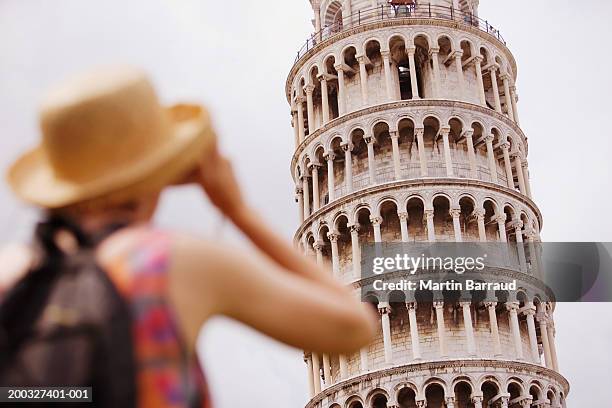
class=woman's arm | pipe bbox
[169,235,377,354]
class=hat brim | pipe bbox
[7,104,215,209]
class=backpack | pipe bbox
[0,216,136,407]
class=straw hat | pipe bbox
[6,67,215,209]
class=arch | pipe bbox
[376,196,400,216]
[353,204,373,224]
[366,388,390,408]
[324,1,343,29]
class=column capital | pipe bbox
[308,161,322,170]
[484,301,497,309]
[521,159,529,169]
[380,49,391,58]
[398,211,409,221]
[495,215,507,224]
[323,152,336,162]
[378,303,392,315]
[363,134,376,145]
[452,50,464,59]
[471,395,484,403]
[424,209,435,220]
[474,208,486,219]
[414,127,425,136]
[406,302,417,310]
[499,72,511,81]
[406,46,416,56]
[439,125,451,136]
[506,302,520,312]
[416,400,426,408]
[474,54,484,63]
[327,231,339,243]
[510,150,523,160]
[449,208,462,218]
[356,54,367,64]
[295,186,304,195]
[295,95,306,104]
[429,46,440,55]
[484,134,495,143]
[523,306,537,316]
[459,301,472,308]
[340,141,353,152]
[370,216,383,226]
[389,130,399,139]
[349,224,360,234]
[488,62,501,72]
[510,219,524,230]
[462,129,475,138]
[500,142,511,151]
[445,397,456,404]
[333,63,344,72]
[304,84,316,94]
[433,301,444,309]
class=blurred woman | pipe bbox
[0,67,376,407]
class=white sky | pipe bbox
[0,0,611,406]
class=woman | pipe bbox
[0,67,376,407]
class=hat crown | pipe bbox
[39,67,171,183]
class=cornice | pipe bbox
[293,178,543,241]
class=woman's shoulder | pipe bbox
[97,226,176,294]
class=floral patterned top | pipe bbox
[104,229,212,408]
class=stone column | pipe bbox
[297,97,305,143]
[390,130,402,180]
[429,47,442,98]
[302,175,310,219]
[342,142,353,193]
[310,162,320,212]
[296,186,304,224]
[416,127,427,176]
[500,396,510,408]
[306,354,315,397]
[381,50,394,101]
[485,134,498,183]
[539,316,552,369]
[496,215,507,242]
[364,133,376,185]
[524,305,540,363]
[319,77,330,124]
[425,209,436,242]
[472,395,484,408]
[501,142,514,189]
[305,84,316,134]
[464,129,477,178]
[325,152,335,202]
[501,73,515,121]
[514,220,527,272]
[440,126,454,176]
[507,302,524,360]
[312,352,321,394]
[350,224,361,278]
[371,216,382,243]
[510,85,521,126]
[322,353,331,387]
[328,232,340,276]
[339,355,348,379]
[475,209,487,242]
[313,2,321,39]
[399,212,409,242]
[548,321,560,371]
[335,65,347,115]
[474,55,486,106]
[407,47,420,99]
[434,301,447,357]
[453,50,465,97]
[522,160,533,198]
[486,302,502,356]
[450,208,462,242]
[406,302,421,360]
[357,55,369,106]
[512,153,527,195]
[489,65,503,113]
[379,302,393,364]
[461,302,477,356]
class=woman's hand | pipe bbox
[197,140,246,220]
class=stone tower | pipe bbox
[286,1,569,407]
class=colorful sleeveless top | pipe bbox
[105,230,212,408]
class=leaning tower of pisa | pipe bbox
[287,1,569,407]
